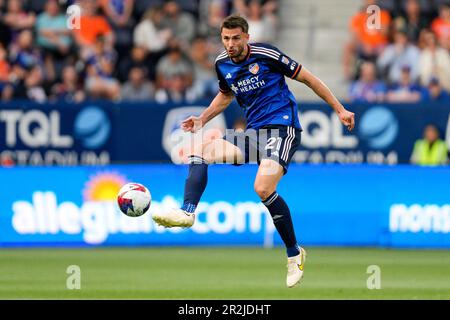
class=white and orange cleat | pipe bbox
[152,208,195,228]
[286,247,307,288]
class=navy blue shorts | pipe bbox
[223,125,301,174]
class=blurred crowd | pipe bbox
[0,0,278,103]
[345,0,450,104]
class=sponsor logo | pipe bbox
[359,106,398,149]
[0,109,72,148]
[290,62,297,71]
[248,63,260,75]
[74,106,111,149]
[230,83,239,94]
[11,190,275,244]
[300,111,358,149]
[83,171,127,202]
[295,110,398,164]
[390,204,450,233]
[233,75,266,94]
[9,170,275,245]
[226,73,232,79]
[0,106,111,165]
[281,56,289,65]
[298,248,306,270]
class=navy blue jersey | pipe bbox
[215,43,302,130]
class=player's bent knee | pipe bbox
[254,183,274,201]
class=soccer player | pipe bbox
[152,15,355,288]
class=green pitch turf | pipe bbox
[0,247,449,299]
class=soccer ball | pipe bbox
[117,183,151,217]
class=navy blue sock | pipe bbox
[181,156,208,213]
[263,191,300,257]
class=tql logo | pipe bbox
[74,106,111,149]
[359,106,399,149]
[0,106,111,150]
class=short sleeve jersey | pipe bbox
[215,43,302,130]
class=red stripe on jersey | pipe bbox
[291,64,302,79]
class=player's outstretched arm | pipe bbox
[181,91,235,133]
[295,67,355,131]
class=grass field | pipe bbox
[0,247,449,299]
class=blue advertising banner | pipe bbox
[0,101,114,166]
[297,102,450,165]
[0,164,449,248]
[0,100,242,165]
[0,101,449,165]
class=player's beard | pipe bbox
[229,44,246,60]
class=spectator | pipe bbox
[133,6,172,54]
[244,0,277,43]
[386,66,422,103]
[0,0,281,103]
[117,46,151,82]
[0,43,11,83]
[3,58,27,100]
[343,0,392,80]
[431,2,450,51]
[99,0,134,57]
[411,124,448,165]
[422,77,450,102]
[36,0,72,53]
[99,0,134,28]
[198,0,228,44]
[417,27,431,49]
[35,0,73,82]
[394,0,430,43]
[50,65,85,103]
[349,61,386,103]
[160,0,196,49]
[189,36,218,99]
[154,72,198,104]
[156,45,193,90]
[8,65,47,102]
[0,43,11,98]
[377,29,421,84]
[10,29,43,73]
[85,35,120,100]
[2,0,36,40]
[0,2,12,46]
[23,0,51,13]
[419,29,450,91]
[121,67,154,102]
[22,65,47,102]
[72,0,114,60]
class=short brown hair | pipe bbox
[221,15,249,33]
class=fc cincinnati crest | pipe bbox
[248,63,259,75]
